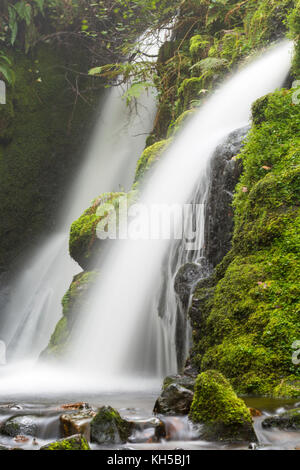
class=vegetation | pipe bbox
[189,370,256,441]
[190,89,300,397]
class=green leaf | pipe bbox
[33,0,45,14]
[0,64,15,85]
[8,6,18,45]
[88,66,103,76]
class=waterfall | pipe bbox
[1,32,163,363]
[0,40,292,398]
[66,41,292,386]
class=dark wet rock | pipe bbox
[128,417,165,443]
[40,434,90,450]
[204,126,249,267]
[162,374,196,392]
[154,383,194,416]
[1,415,39,437]
[90,406,133,444]
[174,260,210,309]
[60,408,96,440]
[189,370,257,442]
[262,409,300,430]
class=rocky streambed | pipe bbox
[0,376,300,451]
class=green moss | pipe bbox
[69,192,133,269]
[189,370,256,442]
[273,376,300,398]
[41,434,90,450]
[41,271,98,359]
[190,90,300,397]
[167,109,196,138]
[90,406,132,444]
[134,139,172,183]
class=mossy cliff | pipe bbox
[0,42,103,272]
[189,89,300,397]
[152,0,299,140]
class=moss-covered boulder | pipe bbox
[134,139,171,183]
[189,370,256,442]
[189,90,300,397]
[90,406,133,444]
[40,434,90,451]
[69,192,135,269]
[262,408,300,430]
[41,271,98,359]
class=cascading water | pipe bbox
[1,32,163,363]
[66,41,293,387]
[0,40,292,398]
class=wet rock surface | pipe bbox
[203,126,249,267]
[1,415,39,438]
[60,408,96,440]
[154,383,194,416]
[262,409,300,430]
[90,406,133,444]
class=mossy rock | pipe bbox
[189,370,256,442]
[69,192,134,269]
[167,109,196,138]
[262,408,300,430]
[41,271,98,359]
[90,406,133,444]
[40,434,90,450]
[190,89,300,397]
[134,139,171,183]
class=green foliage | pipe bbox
[41,435,90,450]
[0,52,15,84]
[190,89,300,397]
[134,138,171,182]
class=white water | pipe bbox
[1,32,164,363]
[0,40,292,397]
[66,41,293,384]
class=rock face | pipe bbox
[154,383,194,416]
[262,409,300,430]
[203,126,249,267]
[189,370,257,442]
[40,434,90,450]
[1,415,39,437]
[90,406,133,444]
[162,374,196,392]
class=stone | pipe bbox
[154,383,194,415]
[40,434,90,450]
[262,409,300,430]
[60,408,96,440]
[189,370,257,442]
[90,406,133,444]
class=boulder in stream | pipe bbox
[60,408,96,440]
[154,382,194,415]
[1,415,39,437]
[262,409,300,430]
[189,370,257,442]
[90,406,133,444]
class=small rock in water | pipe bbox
[61,402,89,410]
[14,435,29,443]
[248,443,257,450]
[60,409,96,440]
[249,408,262,417]
[32,438,38,446]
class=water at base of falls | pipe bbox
[0,40,293,398]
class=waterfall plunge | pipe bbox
[0,41,292,398]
